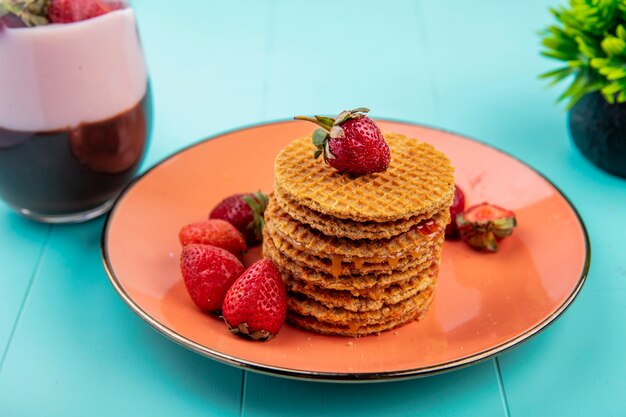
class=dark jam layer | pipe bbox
[416,219,441,236]
[0,93,151,215]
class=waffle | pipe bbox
[287,283,436,329]
[287,291,434,337]
[283,265,437,312]
[273,184,444,240]
[263,130,453,337]
[273,133,455,222]
[266,197,449,259]
[263,231,436,291]
[264,225,444,276]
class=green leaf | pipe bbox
[601,36,626,55]
[540,67,576,87]
[539,66,574,79]
[547,26,571,40]
[549,7,561,19]
[314,115,334,128]
[601,81,623,94]
[576,36,599,58]
[333,110,351,125]
[539,0,626,108]
[558,72,587,103]
[541,50,577,61]
[567,60,584,67]
[602,90,616,104]
[312,128,329,146]
[606,67,626,80]
[0,0,21,18]
[252,191,269,211]
[541,37,579,53]
[591,57,609,68]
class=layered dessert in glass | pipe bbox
[0,0,151,222]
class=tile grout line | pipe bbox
[494,357,511,417]
[260,0,277,120]
[241,1,272,412]
[239,371,247,417]
[412,0,443,121]
[0,225,53,375]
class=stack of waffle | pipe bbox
[262,133,455,337]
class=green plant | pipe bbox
[540,0,626,108]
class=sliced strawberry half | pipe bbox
[445,184,466,240]
[457,203,517,252]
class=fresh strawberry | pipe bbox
[1,0,49,27]
[445,185,466,240]
[0,12,26,28]
[179,219,246,258]
[48,0,119,24]
[222,259,287,341]
[180,244,245,313]
[457,203,517,252]
[295,107,391,175]
[209,192,268,246]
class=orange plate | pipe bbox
[102,120,589,382]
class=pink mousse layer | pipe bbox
[0,8,147,132]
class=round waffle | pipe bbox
[287,290,434,337]
[283,265,437,312]
[273,184,444,240]
[287,283,436,327]
[263,232,436,291]
[263,225,444,276]
[266,197,449,259]
[273,133,455,222]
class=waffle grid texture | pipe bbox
[264,132,454,337]
[273,184,449,240]
[286,288,435,337]
[274,133,455,222]
[266,197,450,259]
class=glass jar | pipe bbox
[0,0,151,222]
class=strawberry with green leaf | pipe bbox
[209,192,269,246]
[0,0,121,27]
[295,107,391,175]
[457,203,517,252]
[0,0,49,27]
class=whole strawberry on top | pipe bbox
[222,258,287,341]
[209,192,268,246]
[295,108,391,175]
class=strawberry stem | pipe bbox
[314,115,335,127]
[243,192,269,242]
[1,0,49,26]
[295,107,372,165]
[294,115,332,131]
[0,1,21,17]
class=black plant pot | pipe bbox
[568,92,626,178]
